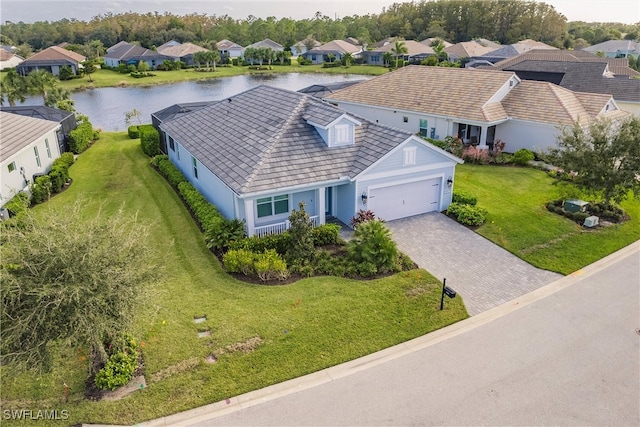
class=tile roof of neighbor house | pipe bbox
[309,40,362,54]
[151,101,219,123]
[0,111,60,160]
[297,80,365,98]
[23,46,85,63]
[483,39,558,59]
[107,41,130,53]
[369,40,435,56]
[157,42,208,58]
[217,39,243,50]
[445,40,500,58]
[245,38,283,50]
[582,40,640,55]
[159,85,415,195]
[292,39,322,49]
[420,38,453,48]
[491,49,639,77]
[325,65,516,122]
[0,50,17,61]
[105,43,168,61]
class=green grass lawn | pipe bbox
[0,133,467,426]
[54,63,388,91]
[454,163,640,274]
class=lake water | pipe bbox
[27,73,369,131]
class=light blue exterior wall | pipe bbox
[335,182,356,226]
[292,190,317,216]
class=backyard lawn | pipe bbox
[454,163,640,274]
[0,133,467,426]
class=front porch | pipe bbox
[456,123,496,150]
[253,215,321,238]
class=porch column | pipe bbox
[244,199,255,236]
[478,126,489,149]
[318,186,326,226]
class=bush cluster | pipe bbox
[29,152,76,205]
[446,202,488,226]
[69,121,96,153]
[156,157,187,187]
[513,148,534,166]
[177,181,224,232]
[452,192,477,206]
[347,219,399,277]
[139,125,160,157]
[322,60,342,68]
[223,249,289,282]
[311,223,341,246]
[128,126,140,139]
[94,332,138,391]
[3,192,30,217]
[350,209,376,228]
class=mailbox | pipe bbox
[444,286,457,298]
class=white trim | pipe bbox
[366,173,446,215]
[305,113,361,130]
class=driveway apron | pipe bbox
[386,212,563,315]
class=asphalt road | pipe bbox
[143,242,639,427]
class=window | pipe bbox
[168,136,175,151]
[371,55,380,62]
[403,116,409,123]
[192,156,198,179]
[176,145,180,160]
[45,139,52,158]
[419,119,428,137]
[403,146,417,166]
[7,162,16,173]
[334,124,350,144]
[34,147,41,167]
[256,195,289,218]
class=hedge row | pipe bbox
[177,181,224,233]
[69,122,96,153]
[30,152,76,204]
[139,125,161,157]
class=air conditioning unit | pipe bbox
[584,216,599,228]
[0,208,10,220]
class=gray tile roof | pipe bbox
[0,112,60,160]
[160,86,413,195]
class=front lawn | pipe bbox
[454,164,640,274]
[0,133,467,426]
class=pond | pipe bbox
[27,73,370,131]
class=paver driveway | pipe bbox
[386,212,563,315]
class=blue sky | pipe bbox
[1,0,638,24]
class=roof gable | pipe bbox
[23,46,85,63]
[160,86,414,195]
[245,38,283,50]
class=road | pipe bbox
[143,242,640,426]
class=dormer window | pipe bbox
[334,124,350,144]
[403,146,417,166]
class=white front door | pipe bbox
[368,178,440,221]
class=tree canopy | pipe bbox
[1,202,159,372]
[548,117,640,206]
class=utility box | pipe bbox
[564,199,589,213]
[584,216,599,228]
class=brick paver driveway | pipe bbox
[386,212,563,315]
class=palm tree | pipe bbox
[391,40,408,68]
[26,70,58,104]
[205,50,221,71]
[0,69,27,106]
[431,39,448,63]
[193,51,205,70]
[382,51,393,67]
[342,52,354,67]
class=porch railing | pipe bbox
[253,215,320,238]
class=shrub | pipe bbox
[229,233,290,255]
[205,218,246,255]
[512,149,534,166]
[322,61,342,68]
[223,249,256,275]
[54,152,75,168]
[48,164,68,193]
[350,209,376,228]
[94,351,137,391]
[446,202,488,226]
[462,145,490,164]
[285,202,315,265]
[573,212,590,223]
[4,192,30,216]
[150,154,168,167]
[69,121,94,153]
[313,249,347,276]
[30,175,52,204]
[128,126,140,139]
[177,181,224,232]
[347,219,398,275]
[157,158,187,187]
[311,223,341,246]
[58,65,74,81]
[139,124,160,157]
[254,249,289,282]
[452,192,477,206]
[118,64,128,73]
[553,206,564,215]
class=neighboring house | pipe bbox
[582,40,640,58]
[15,46,85,76]
[476,39,558,64]
[0,50,23,70]
[157,41,208,66]
[324,65,628,153]
[157,85,462,236]
[2,105,77,153]
[0,111,63,208]
[302,40,362,64]
[420,38,453,48]
[290,38,321,56]
[103,42,170,69]
[297,81,365,98]
[362,40,435,65]
[217,39,244,59]
[245,38,284,52]
[444,39,501,61]
[106,40,130,54]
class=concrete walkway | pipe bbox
[386,212,563,315]
[138,241,639,427]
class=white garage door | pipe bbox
[368,178,440,221]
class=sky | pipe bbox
[0,0,639,24]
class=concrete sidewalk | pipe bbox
[386,213,563,315]
[137,241,640,427]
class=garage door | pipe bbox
[368,178,440,221]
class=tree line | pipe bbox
[1,0,638,57]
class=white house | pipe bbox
[217,39,245,59]
[0,50,23,70]
[157,85,462,236]
[325,65,628,153]
[0,112,62,208]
